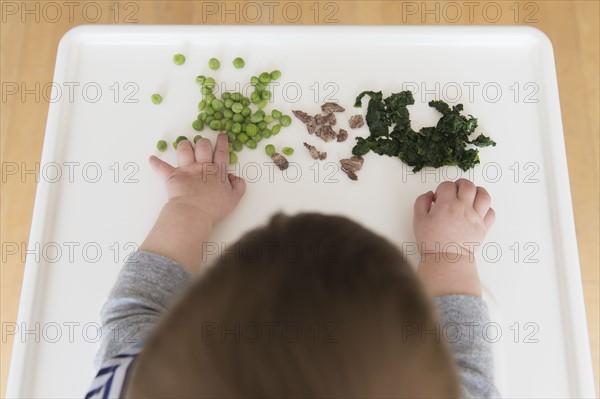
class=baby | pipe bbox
[86,133,499,398]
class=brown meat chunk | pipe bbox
[321,102,346,113]
[271,153,289,170]
[337,129,348,142]
[314,114,328,125]
[314,113,336,126]
[303,142,327,160]
[348,114,365,129]
[340,156,364,181]
[316,125,337,142]
[292,110,311,124]
[306,117,317,134]
[326,113,337,126]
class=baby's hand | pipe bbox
[413,179,495,258]
[413,179,495,298]
[148,133,246,226]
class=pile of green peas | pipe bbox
[192,70,292,163]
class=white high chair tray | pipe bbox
[7,25,595,398]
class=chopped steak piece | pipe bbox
[292,110,311,124]
[303,142,327,160]
[306,117,317,134]
[348,114,365,129]
[325,112,337,126]
[316,125,337,142]
[340,156,364,181]
[337,129,348,142]
[271,153,289,170]
[321,102,346,113]
[314,113,337,126]
[314,114,328,125]
[342,169,358,181]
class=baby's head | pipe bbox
[127,213,459,398]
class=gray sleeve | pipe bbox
[94,250,193,368]
[434,295,501,399]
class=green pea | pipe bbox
[232,123,242,134]
[250,91,261,103]
[198,113,207,122]
[259,72,271,84]
[257,100,268,110]
[233,57,245,68]
[193,135,203,143]
[270,70,282,80]
[205,115,215,124]
[223,109,234,119]
[212,99,224,111]
[209,58,220,70]
[245,124,258,136]
[241,107,251,117]
[204,77,216,89]
[198,100,206,111]
[265,144,276,156]
[221,92,231,100]
[151,94,162,104]
[272,124,282,135]
[271,109,282,119]
[238,133,249,144]
[213,111,223,120]
[261,90,271,100]
[261,129,272,138]
[241,98,251,107]
[192,119,204,131]
[231,102,243,114]
[250,112,263,123]
[246,139,258,149]
[282,146,294,156]
[250,76,259,86]
[201,86,213,96]
[255,83,266,92]
[229,152,238,164]
[232,113,244,123]
[173,54,185,65]
[224,120,234,131]
[209,120,222,130]
[232,140,243,152]
[253,134,262,143]
[264,115,274,123]
[280,115,292,127]
[227,131,237,142]
[195,75,206,85]
[205,106,215,116]
[205,93,216,103]
[257,121,268,130]
[231,92,242,102]
[244,117,252,124]
[224,98,234,109]
[156,140,167,152]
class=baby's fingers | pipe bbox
[212,133,230,167]
[177,140,196,167]
[228,173,246,199]
[484,207,496,230]
[414,191,434,216]
[149,156,175,181]
[473,186,492,217]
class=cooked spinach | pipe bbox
[352,91,496,172]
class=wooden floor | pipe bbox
[1,0,598,396]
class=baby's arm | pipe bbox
[95,134,246,366]
[413,179,500,398]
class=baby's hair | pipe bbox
[126,213,460,398]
